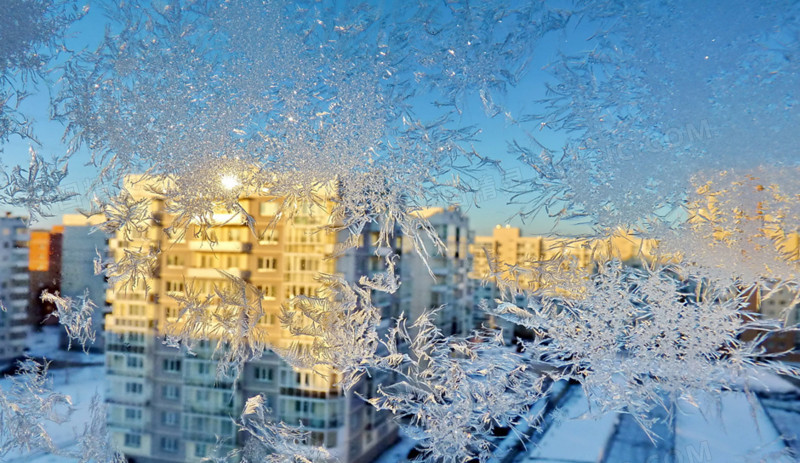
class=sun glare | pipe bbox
[220,174,240,190]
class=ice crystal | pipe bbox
[0,0,84,145]
[74,394,126,463]
[208,271,268,380]
[657,167,800,291]
[87,188,152,242]
[238,394,335,463]
[367,311,549,463]
[164,278,216,354]
[95,245,158,295]
[164,272,269,383]
[54,0,508,255]
[40,289,97,352]
[487,261,798,433]
[510,0,800,231]
[0,359,73,457]
[280,274,382,391]
[2,0,800,461]
[0,148,77,223]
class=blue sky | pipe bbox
[1,2,593,237]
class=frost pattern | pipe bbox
[238,394,335,463]
[40,289,97,352]
[0,148,77,223]
[0,0,84,145]
[659,168,800,290]
[367,311,548,463]
[2,0,799,462]
[279,274,381,391]
[0,360,73,458]
[165,272,267,383]
[486,261,798,434]
[74,394,126,463]
[94,245,158,295]
[510,0,800,231]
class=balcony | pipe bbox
[186,267,249,279]
[9,285,28,294]
[188,241,251,252]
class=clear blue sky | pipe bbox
[1,2,592,237]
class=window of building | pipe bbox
[161,437,179,453]
[254,366,273,382]
[257,256,277,271]
[126,355,143,368]
[163,358,182,373]
[225,227,241,241]
[162,411,179,426]
[166,254,184,266]
[165,281,185,293]
[198,254,216,268]
[195,389,210,402]
[259,230,279,244]
[163,384,180,400]
[256,284,276,299]
[259,202,279,217]
[326,431,338,448]
[125,382,143,394]
[128,304,145,316]
[198,362,211,375]
[224,255,240,268]
[124,408,142,421]
[310,431,324,446]
[124,433,141,448]
[195,443,207,458]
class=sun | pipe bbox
[220,174,240,190]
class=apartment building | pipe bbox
[469,226,656,339]
[61,214,110,351]
[403,206,473,337]
[105,178,404,463]
[0,214,29,367]
[28,225,63,327]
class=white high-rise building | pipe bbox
[61,214,110,351]
[403,206,473,337]
[0,214,29,367]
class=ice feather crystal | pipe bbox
[367,312,549,463]
[238,394,335,463]
[1,149,77,224]
[1,0,800,461]
[279,273,382,391]
[74,394,126,463]
[40,289,97,352]
[0,360,73,458]
[486,261,798,433]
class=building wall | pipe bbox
[61,214,109,351]
[0,216,29,366]
[105,179,403,462]
[403,206,473,337]
[28,226,63,327]
[469,226,656,341]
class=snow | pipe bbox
[25,326,104,366]
[732,367,798,395]
[673,392,792,463]
[521,387,619,463]
[373,429,419,463]
[1,363,106,462]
